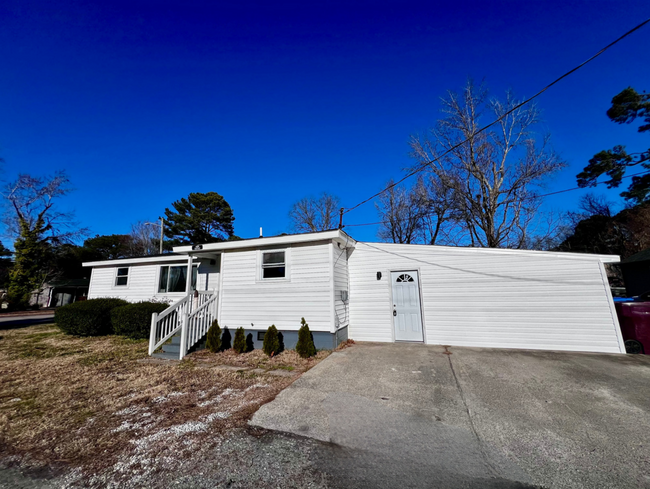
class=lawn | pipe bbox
[0,323,333,487]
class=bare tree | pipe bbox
[566,192,615,229]
[376,180,428,244]
[3,172,84,243]
[416,174,459,245]
[2,172,86,307]
[409,80,566,248]
[129,221,159,256]
[289,193,341,232]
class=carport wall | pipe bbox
[348,242,626,354]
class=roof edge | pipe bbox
[358,241,620,263]
[83,254,194,267]
[173,229,356,253]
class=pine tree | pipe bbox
[206,320,221,353]
[163,192,235,245]
[263,325,280,356]
[296,317,316,358]
[233,327,246,354]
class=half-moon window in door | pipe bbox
[396,274,414,282]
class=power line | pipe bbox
[342,17,650,217]
[343,169,650,228]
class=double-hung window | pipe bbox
[158,265,197,293]
[261,251,285,279]
[115,268,129,286]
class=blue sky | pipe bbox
[1,0,649,244]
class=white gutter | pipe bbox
[173,229,355,253]
[83,255,197,267]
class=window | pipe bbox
[158,265,197,293]
[115,268,129,286]
[396,274,414,282]
[257,332,265,341]
[262,251,285,279]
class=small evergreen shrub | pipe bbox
[245,333,255,352]
[56,298,129,336]
[296,317,316,358]
[206,320,221,353]
[263,325,280,356]
[221,326,232,351]
[111,302,168,340]
[233,327,246,354]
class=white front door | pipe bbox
[391,271,424,342]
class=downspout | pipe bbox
[185,253,194,295]
[329,242,336,334]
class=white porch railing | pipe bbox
[148,290,219,359]
[182,292,219,359]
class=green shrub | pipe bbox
[296,317,316,358]
[246,333,255,352]
[206,320,221,353]
[233,327,246,354]
[221,326,232,351]
[111,302,168,340]
[263,325,280,356]
[55,298,129,336]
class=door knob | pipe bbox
[393,310,397,316]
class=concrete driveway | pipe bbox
[251,343,650,489]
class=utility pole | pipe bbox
[158,217,164,254]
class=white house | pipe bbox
[82,229,625,359]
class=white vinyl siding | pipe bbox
[333,243,349,330]
[349,242,624,353]
[87,258,220,303]
[196,257,220,292]
[219,242,332,332]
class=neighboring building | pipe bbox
[83,229,626,358]
[620,248,650,297]
[47,278,90,307]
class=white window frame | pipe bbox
[114,267,129,287]
[157,264,198,294]
[258,248,291,282]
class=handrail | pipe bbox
[181,292,219,359]
[149,290,218,357]
[156,294,190,322]
[149,295,189,355]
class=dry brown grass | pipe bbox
[0,324,330,483]
[192,346,331,371]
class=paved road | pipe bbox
[251,343,650,489]
[0,312,55,329]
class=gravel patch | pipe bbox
[0,429,330,489]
